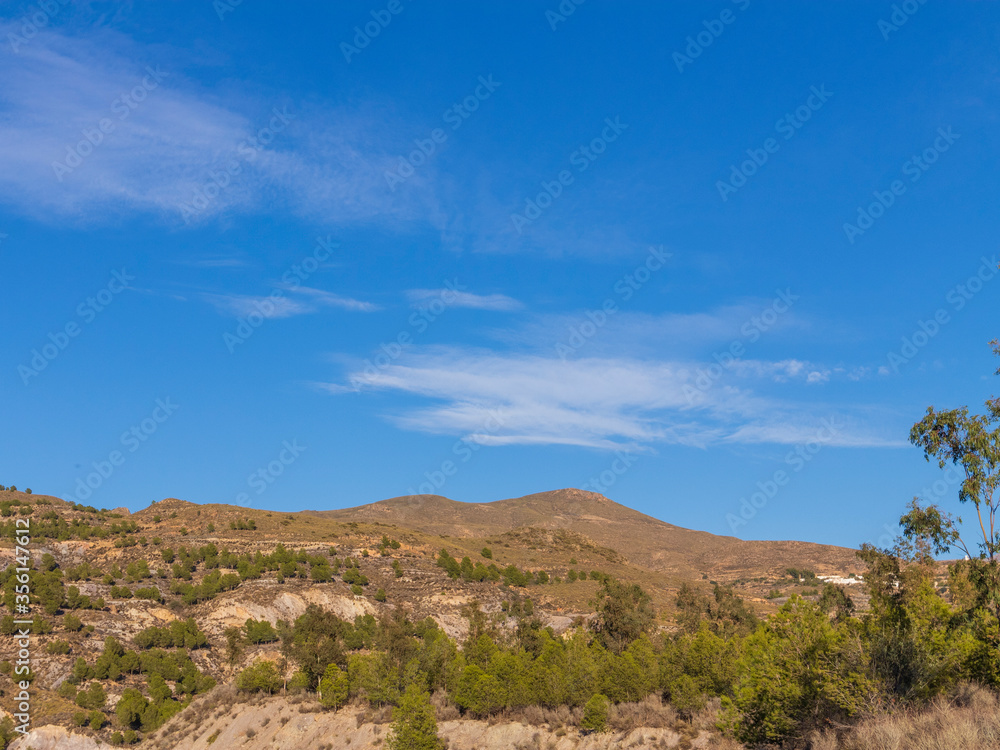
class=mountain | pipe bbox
[316,488,863,584]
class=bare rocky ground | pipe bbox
[9,691,737,750]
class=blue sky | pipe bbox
[1,1,997,550]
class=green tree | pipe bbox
[907,344,1000,619]
[318,663,349,709]
[385,684,444,750]
[116,688,149,729]
[280,604,346,687]
[591,578,654,653]
[75,681,107,711]
[244,618,278,644]
[723,597,875,745]
[236,661,282,694]
[580,693,610,733]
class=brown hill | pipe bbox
[316,488,864,582]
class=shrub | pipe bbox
[134,587,163,602]
[58,681,78,700]
[75,681,107,710]
[375,588,387,602]
[46,639,71,655]
[63,613,83,632]
[288,670,311,693]
[481,547,492,559]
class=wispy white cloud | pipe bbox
[323,347,902,450]
[204,285,378,319]
[406,288,523,312]
[293,286,380,312]
[0,24,411,226]
[203,293,311,320]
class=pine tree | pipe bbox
[386,684,444,750]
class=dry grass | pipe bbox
[809,683,1000,750]
[430,689,461,721]
[608,694,678,731]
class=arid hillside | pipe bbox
[0,487,868,748]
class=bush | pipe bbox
[481,547,492,559]
[288,670,310,693]
[63,613,83,632]
[134,587,163,602]
[581,694,610,733]
[46,639,71,655]
[75,681,106,710]
[375,588,387,602]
